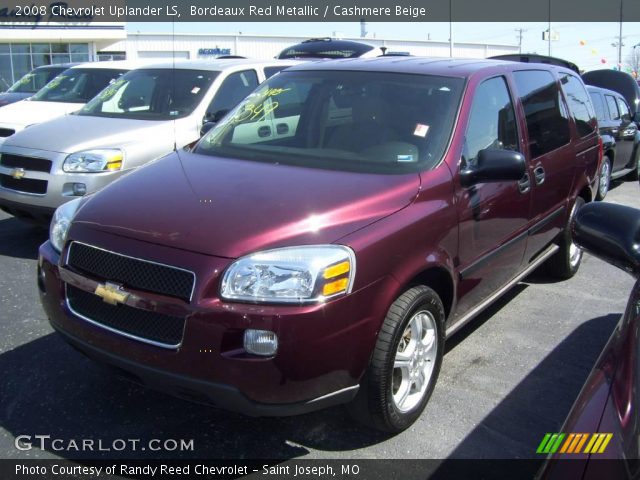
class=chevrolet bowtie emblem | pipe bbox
[10,168,25,180]
[94,282,129,306]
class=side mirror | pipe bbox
[200,122,216,137]
[200,109,230,137]
[460,149,526,187]
[572,202,640,277]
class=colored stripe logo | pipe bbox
[537,433,613,454]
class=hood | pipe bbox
[3,114,178,154]
[0,99,82,129]
[0,92,30,107]
[73,150,420,258]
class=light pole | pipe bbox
[449,0,454,58]
[548,0,551,56]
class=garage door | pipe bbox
[138,51,190,60]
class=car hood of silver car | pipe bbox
[1,113,183,154]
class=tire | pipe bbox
[595,156,611,201]
[348,285,445,433]
[546,197,585,279]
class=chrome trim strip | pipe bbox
[67,241,197,302]
[302,385,360,405]
[446,244,560,338]
[64,283,183,350]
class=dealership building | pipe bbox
[0,22,519,89]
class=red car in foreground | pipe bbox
[38,57,599,432]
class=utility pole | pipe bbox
[618,0,624,69]
[515,28,527,54]
[548,0,552,56]
[449,0,454,58]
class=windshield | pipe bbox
[196,70,464,174]
[7,68,64,93]
[30,68,126,104]
[78,69,218,120]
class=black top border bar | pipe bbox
[0,0,639,22]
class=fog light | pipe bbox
[72,183,87,196]
[243,329,278,356]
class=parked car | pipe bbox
[582,69,640,126]
[0,64,78,108]
[587,86,640,199]
[38,57,599,432]
[277,38,383,59]
[0,61,137,141]
[0,59,299,223]
[539,201,640,479]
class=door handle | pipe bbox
[518,173,531,194]
[533,166,545,185]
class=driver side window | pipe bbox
[463,76,519,167]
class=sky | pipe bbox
[127,21,640,73]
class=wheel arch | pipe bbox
[404,265,455,321]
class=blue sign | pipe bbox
[198,48,232,56]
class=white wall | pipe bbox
[113,33,518,61]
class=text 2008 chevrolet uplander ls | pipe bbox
[38,58,600,432]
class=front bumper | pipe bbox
[38,234,394,415]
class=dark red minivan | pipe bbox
[39,57,600,432]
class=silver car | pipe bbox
[0,58,299,222]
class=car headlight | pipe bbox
[63,149,123,173]
[221,245,356,304]
[50,198,83,253]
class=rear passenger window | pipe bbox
[605,95,620,120]
[513,70,571,158]
[617,97,631,122]
[589,92,606,121]
[207,70,259,121]
[560,74,596,137]
[463,76,519,166]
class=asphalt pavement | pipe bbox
[0,180,638,462]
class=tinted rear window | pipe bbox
[560,73,596,137]
[589,92,606,121]
[605,95,620,120]
[513,70,571,158]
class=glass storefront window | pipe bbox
[51,43,69,54]
[11,54,32,84]
[0,55,12,91]
[70,54,90,63]
[32,54,51,67]
[11,44,30,54]
[70,44,89,54]
[51,54,71,64]
[0,43,91,84]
